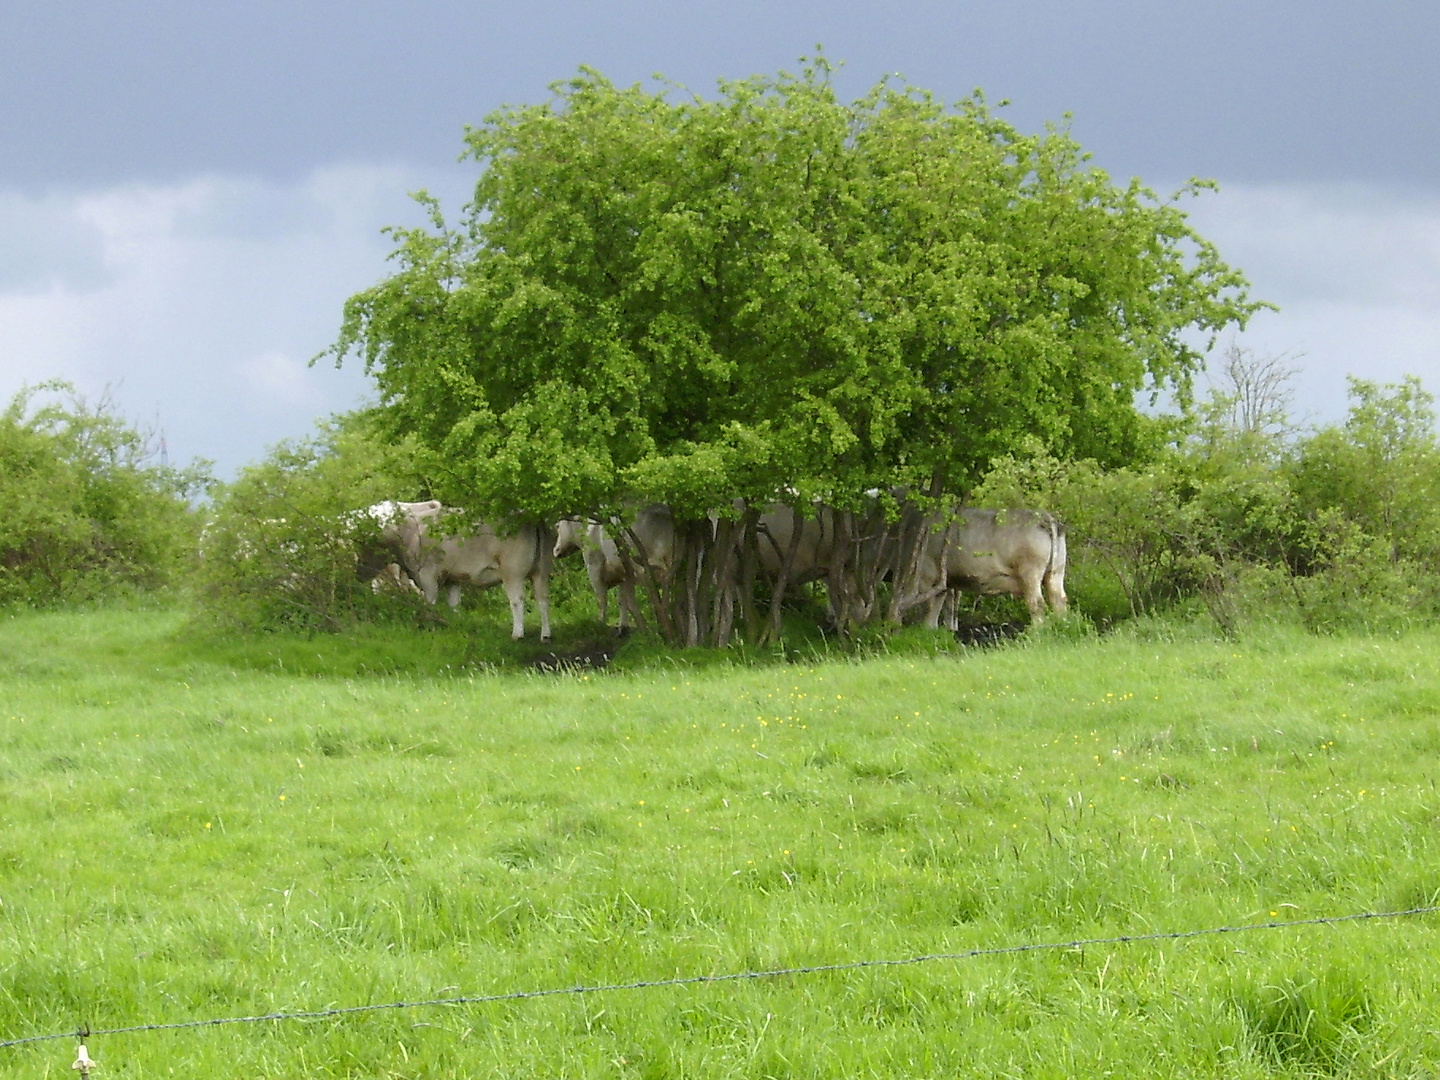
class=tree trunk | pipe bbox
[615,515,750,649]
[709,516,743,648]
[824,508,858,632]
[886,477,946,624]
[762,504,807,646]
[737,506,762,644]
[614,524,675,643]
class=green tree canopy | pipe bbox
[329,58,1263,642]
[332,58,1260,517]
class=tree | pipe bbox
[1208,341,1302,439]
[329,58,1263,645]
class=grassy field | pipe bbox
[2,606,1439,1078]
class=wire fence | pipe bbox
[2,903,1435,1052]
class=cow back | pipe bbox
[941,508,1059,593]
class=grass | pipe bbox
[2,604,1440,1077]
[1234,966,1376,1073]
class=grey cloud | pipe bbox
[1185,184,1440,308]
[0,167,451,479]
[0,192,112,293]
[1183,182,1440,427]
[2,0,1437,190]
[170,179,330,241]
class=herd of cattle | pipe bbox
[350,499,1068,643]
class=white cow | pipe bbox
[553,505,676,632]
[754,501,1066,626]
[754,503,841,584]
[916,508,1067,624]
[366,500,553,640]
[368,561,422,596]
[347,503,419,593]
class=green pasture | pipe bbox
[2,606,1439,1078]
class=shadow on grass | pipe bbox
[1,593,1064,683]
[171,609,1055,679]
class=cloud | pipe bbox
[1182,181,1440,426]
[239,350,321,406]
[0,191,111,293]
[0,165,470,478]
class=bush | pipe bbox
[974,371,1440,638]
[197,413,433,632]
[0,383,207,605]
[1290,376,1440,568]
[974,449,1208,622]
[1289,512,1440,634]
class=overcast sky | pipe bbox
[3,0,1438,477]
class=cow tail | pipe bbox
[1045,513,1066,579]
[533,522,550,578]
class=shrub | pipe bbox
[197,413,432,632]
[1290,376,1440,568]
[1289,511,1440,634]
[974,371,1440,638]
[974,449,1205,622]
[0,383,207,605]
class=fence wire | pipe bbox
[2,904,1435,1051]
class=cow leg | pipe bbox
[618,578,646,633]
[923,592,942,629]
[944,591,960,632]
[1019,570,1046,622]
[503,576,527,639]
[414,568,441,606]
[446,583,463,609]
[928,589,959,632]
[585,551,609,627]
[918,556,948,630]
[1044,567,1068,617]
[1044,526,1068,616]
[594,577,610,628]
[531,568,552,643]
